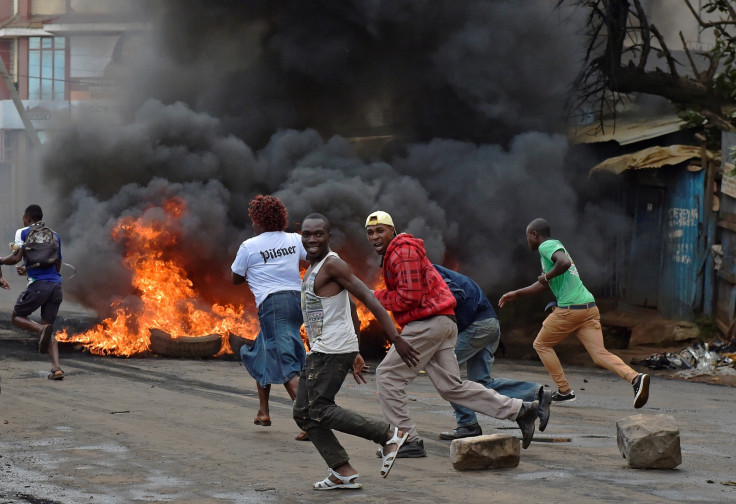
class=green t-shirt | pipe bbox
[538,239,594,306]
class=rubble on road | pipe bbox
[633,339,736,378]
[616,414,682,469]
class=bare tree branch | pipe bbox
[565,0,736,132]
[679,31,700,77]
[649,23,679,76]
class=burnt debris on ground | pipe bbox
[633,338,736,378]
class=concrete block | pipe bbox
[673,321,700,342]
[616,414,682,469]
[629,322,677,346]
[450,433,520,471]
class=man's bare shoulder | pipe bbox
[321,254,351,275]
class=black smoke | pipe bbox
[36,0,628,316]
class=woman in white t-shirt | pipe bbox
[231,195,308,433]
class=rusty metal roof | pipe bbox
[570,114,688,146]
[589,144,716,175]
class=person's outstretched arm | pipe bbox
[324,257,420,368]
[0,249,23,266]
[499,250,570,307]
[498,282,547,307]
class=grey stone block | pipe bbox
[450,433,520,471]
[616,414,682,469]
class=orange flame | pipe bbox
[57,198,392,357]
[354,276,395,350]
[57,198,258,356]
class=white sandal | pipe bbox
[380,427,408,478]
[313,468,362,490]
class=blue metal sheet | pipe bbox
[657,168,705,319]
[626,186,664,306]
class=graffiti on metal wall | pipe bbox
[667,207,698,265]
[668,207,699,228]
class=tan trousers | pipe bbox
[533,306,638,392]
[376,315,522,442]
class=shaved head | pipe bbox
[527,218,550,238]
[303,212,330,233]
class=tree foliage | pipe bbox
[566,0,736,135]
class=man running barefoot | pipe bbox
[433,264,550,440]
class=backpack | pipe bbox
[24,223,60,268]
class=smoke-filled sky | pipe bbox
[34,0,629,315]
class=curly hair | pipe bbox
[248,195,288,232]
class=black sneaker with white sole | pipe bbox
[632,373,650,408]
[551,390,576,403]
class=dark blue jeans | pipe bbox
[240,291,306,387]
[293,351,389,469]
[453,318,541,427]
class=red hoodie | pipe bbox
[373,233,456,328]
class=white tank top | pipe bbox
[301,252,359,354]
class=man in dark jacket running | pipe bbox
[434,264,551,440]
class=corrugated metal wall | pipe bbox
[625,184,665,306]
[617,163,707,320]
[657,168,705,319]
[715,132,736,333]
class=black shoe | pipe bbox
[537,388,552,432]
[439,423,482,440]
[376,438,426,458]
[632,373,650,409]
[515,400,538,449]
[551,390,576,403]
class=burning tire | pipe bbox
[148,328,223,359]
[228,333,254,358]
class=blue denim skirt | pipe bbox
[241,291,306,387]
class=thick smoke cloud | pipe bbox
[117,0,585,145]
[34,0,628,317]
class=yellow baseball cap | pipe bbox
[365,210,394,228]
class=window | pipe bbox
[28,37,66,100]
[0,131,14,161]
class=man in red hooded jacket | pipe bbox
[366,211,545,456]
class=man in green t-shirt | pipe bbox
[499,218,650,409]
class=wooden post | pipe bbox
[699,133,716,315]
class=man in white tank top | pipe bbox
[294,213,413,490]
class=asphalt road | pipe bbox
[1,283,736,503]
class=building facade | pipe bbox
[0,0,146,237]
